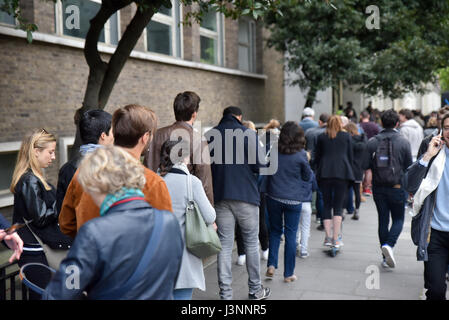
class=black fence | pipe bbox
[0,261,29,300]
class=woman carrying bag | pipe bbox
[10,129,72,300]
[159,139,217,300]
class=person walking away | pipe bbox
[56,110,113,213]
[299,108,318,133]
[159,140,216,300]
[43,146,183,299]
[344,123,368,220]
[398,109,424,162]
[359,111,380,197]
[366,109,413,268]
[265,122,311,281]
[205,106,270,300]
[404,113,449,300]
[314,116,355,249]
[10,129,73,300]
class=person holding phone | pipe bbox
[0,213,23,263]
[405,113,449,300]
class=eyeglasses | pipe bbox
[40,128,48,134]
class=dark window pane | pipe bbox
[62,0,105,42]
[201,11,217,32]
[147,20,172,55]
[158,5,172,16]
[200,36,217,65]
[0,151,18,192]
[109,12,119,45]
[0,0,15,25]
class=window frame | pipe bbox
[58,136,75,169]
[0,0,17,27]
[143,0,183,58]
[199,10,224,66]
[55,0,121,46]
[238,18,256,73]
[0,141,21,207]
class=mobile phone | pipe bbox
[4,223,25,235]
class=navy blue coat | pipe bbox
[0,213,10,230]
[42,200,183,300]
[206,114,265,206]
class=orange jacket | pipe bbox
[59,167,173,239]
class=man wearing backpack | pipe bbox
[366,109,413,268]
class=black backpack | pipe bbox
[372,135,402,186]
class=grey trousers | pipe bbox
[215,199,262,300]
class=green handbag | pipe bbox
[185,174,222,259]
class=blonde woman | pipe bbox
[11,129,72,300]
[43,145,183,300]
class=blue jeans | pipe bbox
[315,189,324,223]
[173,288,193,300]
[346,186,354,213]
[373,186,406,248]
[266,197,302,278]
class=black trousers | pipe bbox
[424,228,449,300]
[236,193,269,255]
[18,251,49,300]
[319,178,350,220]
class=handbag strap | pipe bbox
[186,173,194,203]
[23,218,44,248]
[97,211,163,299]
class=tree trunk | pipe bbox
[69,1,154,160]
[304,86,317,109]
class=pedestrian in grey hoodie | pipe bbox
[399,109,424,162]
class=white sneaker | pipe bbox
[236,254,246,266]
[381,259,389,268]
[262,249,269,261]
[381,245,396,268]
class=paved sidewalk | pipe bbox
[193,196,428,300]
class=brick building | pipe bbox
[0,0,284,211]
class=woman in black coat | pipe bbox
[10,129,72,299]
[344,123,368,220]
[314,116,355,248]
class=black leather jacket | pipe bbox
[13,171,72,250]
[42,200,183,300]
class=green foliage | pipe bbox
[1,0,44,43]
[265,0,449,102]
[438,67,449,92]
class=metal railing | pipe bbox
[0,261,29,300]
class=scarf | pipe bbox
[99,187,145,216]
[413,147,447,216]
[79,144,102,156]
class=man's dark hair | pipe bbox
[223,106,242,117]
[173,91,201,121]
[278,121,305,154]
[441,113,449,131]
[360,111,370,119]
[319,113,330,123]
[381,109,399,129]
[398,109,413,120]
[79,110,112,145]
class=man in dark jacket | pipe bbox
[404,113,449,300]
[366,109,413,269]
[144,91,214,205]
[56,110,113,213]
[205,106,270,300]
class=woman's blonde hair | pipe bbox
[326,115,344,139]
[10,129,56,193]
[344,122,359,136]
[243,120,256,131]
[77,145,146,195]
[263,119,281,131]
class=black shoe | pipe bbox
[351,209,359,220]
[248,286,271,300]
[317,225,324,231]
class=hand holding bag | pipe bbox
[185,174,221,259]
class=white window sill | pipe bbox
[0,26,267,80]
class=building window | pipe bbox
[59,137,75,168]
[200,10,224,66]
[145,0,182,58]
[0,142,20,207]
[55,0,120,45]
[0,0,15,25]
[238,18,256,72]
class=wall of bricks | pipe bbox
[0,4,284,190]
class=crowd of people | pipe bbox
[1,93,449,301]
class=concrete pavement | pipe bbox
[193,196,429,300]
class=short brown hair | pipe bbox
[112,104,158,148]
[344,122,359,136]
[399,109,413,120]
[173,91,200,121]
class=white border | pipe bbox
[59,136,75,168]
[0,25,267,79]
[0,141,21,208]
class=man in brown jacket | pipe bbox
[59,105,173,239]
[144,91,214,205]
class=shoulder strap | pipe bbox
[187,173,193,202]
[98,210,163,299]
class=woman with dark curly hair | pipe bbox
[265,121,311,282]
